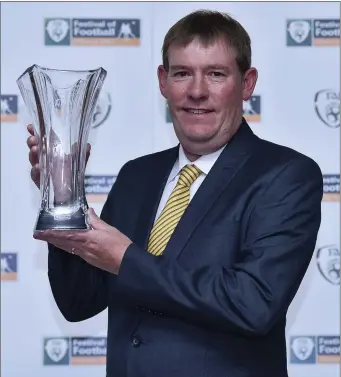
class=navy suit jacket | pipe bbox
[48,119,323,377]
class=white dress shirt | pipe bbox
[153,143,227,223]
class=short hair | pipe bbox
[162,10,252,75]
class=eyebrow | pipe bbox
[169,64,230,71]
[169,65,189,71]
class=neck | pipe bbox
[183,148,201,162]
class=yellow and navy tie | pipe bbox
[147,164,202,256]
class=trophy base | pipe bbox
[34,207,91,232]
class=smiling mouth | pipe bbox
[183,108,214,114]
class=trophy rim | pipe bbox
[17,64,107,83]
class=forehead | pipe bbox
[167,38,237,68]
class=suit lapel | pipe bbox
[133,146,179,249]
[133,119,257,258]
[162,120,256,260]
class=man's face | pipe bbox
[158,38,258,156]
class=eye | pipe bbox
[173,71,189,77]
[209,71,226,77]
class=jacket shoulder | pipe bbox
[122,146,178,173]
[252,136,323,183]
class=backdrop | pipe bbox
[1,1,340,377]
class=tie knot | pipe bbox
[178,164,202,187]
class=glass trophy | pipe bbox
[17,64,107,232]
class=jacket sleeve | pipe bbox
[47,161,131,322]
[114,157,323,336]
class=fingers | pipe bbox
[27,124,39,167]
[27,124,91,170]
[30,164,40,188]
[27,137,39,166]
[27,123,34,136]
[28,124,40,187]
[29,146,39,166]
[27,135,38,148]
[27,124,38,149]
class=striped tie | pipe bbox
[147,164,202,256]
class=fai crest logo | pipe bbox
[92,92,112,129]
[45,19,71,45]
[290,336,315,363]
[44,338,69,365]
[316,245,340,285]
[314,89,340,128]
[287,20,311,45]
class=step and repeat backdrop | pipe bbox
[1,1,340,377]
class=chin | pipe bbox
[179,122,217,138]
[178,133,218,154]
[184,128,217,143]
[180,140,218,157]
[186,134,213,143]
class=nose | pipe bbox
[187,75,209,101]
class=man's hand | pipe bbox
[26,124,91,189]
[33,208,133,275]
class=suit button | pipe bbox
[131,337,141,348]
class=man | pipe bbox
[27,10,323,377]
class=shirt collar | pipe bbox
[168,143,227,184]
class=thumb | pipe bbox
[88,207,103,229]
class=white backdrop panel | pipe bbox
[1,2,340,377]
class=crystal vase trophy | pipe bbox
[17,65,107,232]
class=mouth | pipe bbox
[182,108,214,114]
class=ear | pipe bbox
[242,67,258,101]
[157,65,168,99]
